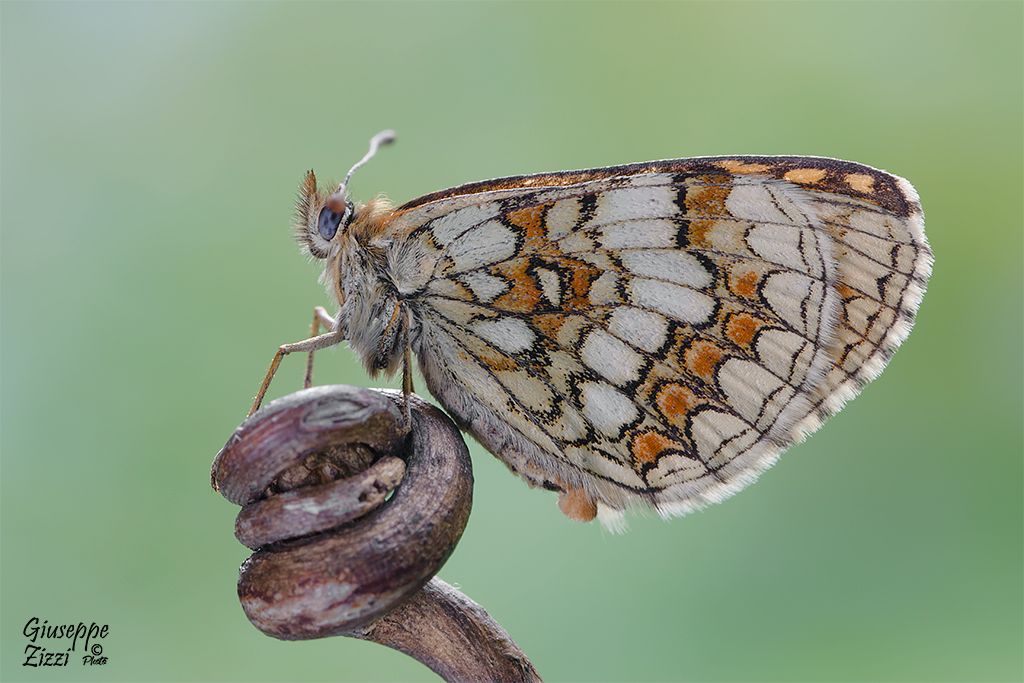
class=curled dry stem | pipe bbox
[211,385,541,682]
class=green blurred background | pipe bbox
[2,2,1021,681]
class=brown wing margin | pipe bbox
[396,156,916,219]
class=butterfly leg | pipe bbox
[401,307,415,422]
[249,330,344,416]
[304,306,338,389]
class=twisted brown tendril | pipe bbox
[211,385,541,682]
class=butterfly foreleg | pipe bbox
[401,305,416,395]
[399,306,416,423]
[249,328,344,416]
[304,306,338,389]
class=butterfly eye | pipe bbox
[317,206,344,241]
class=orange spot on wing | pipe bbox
[717,159,771,174]
[685,182,731,248]
[507,203,561,256]
[479,349,517,372]
[726,313,761,347]
[506,204,546,238]
[783,168,827,184]
[845,173,875,193]
[698,173,732,186]
[493,261,541,312]
[632,431,676,464]
[532,313,566,340]
[686,183,731,215]
[656,383,696,420]
[836,283,859,300]
[567,261,601,308]
[688,220,714,248]
[731,270,760,298]
[686,342,723,380]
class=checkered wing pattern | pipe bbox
[384,157,931,528]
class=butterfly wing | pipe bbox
[383,157,931,527]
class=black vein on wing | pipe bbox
[420,286,830,490]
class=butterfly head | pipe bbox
[293,130,395,259]
[293,171,354,258]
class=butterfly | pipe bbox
[250,131,932,531]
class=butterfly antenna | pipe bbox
[337,129,396,194]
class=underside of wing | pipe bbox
[386,157,931,528]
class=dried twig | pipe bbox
[211,385,541,682]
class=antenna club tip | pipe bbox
[339,130,397,192]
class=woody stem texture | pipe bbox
[211,385,540,682]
